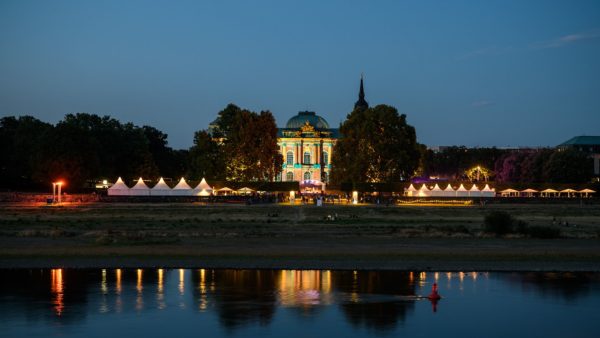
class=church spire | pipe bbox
[354,74,369,110]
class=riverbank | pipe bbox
[1,202,599,271]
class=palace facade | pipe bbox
[277,77,369,192]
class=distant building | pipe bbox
[557,136,600,177]
[276,77,368,192]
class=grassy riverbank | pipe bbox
[1,202,599,270]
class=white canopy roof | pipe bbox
[500,188,519,193]
[431,184,443,191]
[152,177,171,190]
[419,184,431,191]
[173,177,192,190]
[469,184,480,192]
[456,184,468,192]
[482,184,494,192]
[237,187,255,193]
[131,177,150,190]
[406,184,418,192]
[108,177,129,190]
[443,184,455,192]
[521,188,538,193]
[216,187,234,192]
[579,189,596,193]
[541,188,558,193]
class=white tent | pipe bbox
[468,184,481,197]
[237,187,255,195]
[150,177,172,196]
[194,178,213,196]
[500,188,519,197]
[520,188,538,198]
[540,188,558,198]
[443,184,456,197]
[215,187,234,195]
[560,188,577,198]
[481,184,496,198]
[405,184,418,197]
[431,183,444,197]
[455,184,469,197]
[172,177,193,196]
[579,188,596,198]
[418,184,431,197]
[107,177,129,196]
[130,177,151,196]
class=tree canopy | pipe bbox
[331,104,420,184]
[189,104,282,182]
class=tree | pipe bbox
[331,104,420,184]
[188,130,225,180]
[0,116,53,189]
[543,148,592,183]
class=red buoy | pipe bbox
[428,283,441,300]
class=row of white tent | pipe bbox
[499,188,596,197]
[405,183,496,198]
[108,177,214,196]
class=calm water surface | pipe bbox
[0,269,598,337]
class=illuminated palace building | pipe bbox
[277,77,369,193]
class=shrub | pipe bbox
[483,211,515,236]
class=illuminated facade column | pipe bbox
[300,140,304,164]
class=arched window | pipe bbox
[322,172,328,183]
[304,171,311,180]
[286,151,294,165]
[286,172,294,181]
[322,151,329,165]
[304,151,311,164]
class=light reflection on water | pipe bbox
[0,269,599,337]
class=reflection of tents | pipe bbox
[194,178,213,196]
[215,187,234,195]
[107,177,129,196]
[540,188,558,197]
[405,184,418,197]
[579,189,596,198]
[500,188,518,197]
[130,177,151,196]
[172,177,193,196]
[151,177,172,196]
[237,187,255,195]
[520,188,538,197]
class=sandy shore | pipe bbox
[1,202,599,271]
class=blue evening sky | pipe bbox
[1,0,599,149]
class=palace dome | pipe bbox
[285,111,330,129]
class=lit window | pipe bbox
[286,172,294,181]
[286,151,294,165]
[304,151,311,164]
[322,151,329,165]
[304,171,311,180]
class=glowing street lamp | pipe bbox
[52,181,64,204]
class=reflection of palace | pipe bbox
[276,77,369,193]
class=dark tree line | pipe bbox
[421,146,593,183]
[0,114,188,190]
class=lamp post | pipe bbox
[52,183,56,203]
[57,182,62,203]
